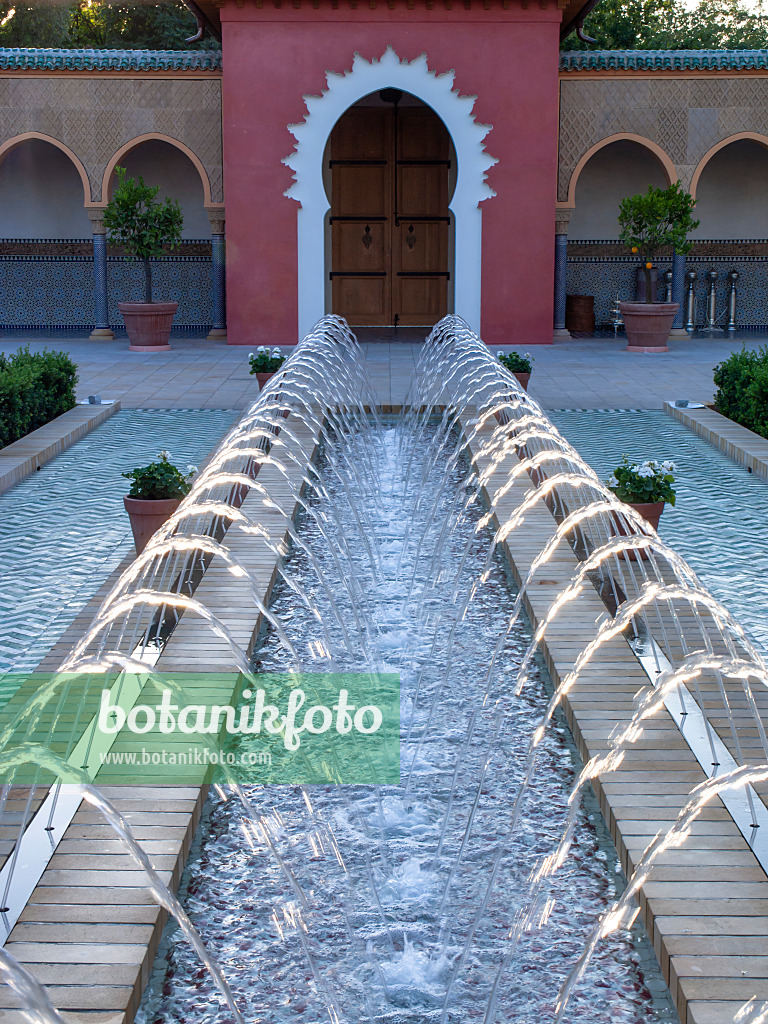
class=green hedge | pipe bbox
[713,346,768,439]
[0,347,78,448]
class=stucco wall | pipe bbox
[221,8,562,347]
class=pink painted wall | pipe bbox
[221,3,562,345]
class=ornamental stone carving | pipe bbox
[558,70,768,202]
[0,72,223,203]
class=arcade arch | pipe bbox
[691,136,768,238]
[102,136,212,238]
[0,135,91,237]
[568,137,674,240]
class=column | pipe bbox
[670,249,687,336]
[207,208,227,340]
[553,208,573,339]
[88,209,113,340]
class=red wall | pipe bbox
[221,3,562,346]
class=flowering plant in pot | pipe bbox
[618,181,698,353]
[122,451,196,555]
[249,347,285,389]
[606,456,676,558]
[497,350,533,391]
[104,166,183,353]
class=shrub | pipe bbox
[713,346,768,438]
[746,361,768,440]
[0,347,78,448]
[618,181,698,304]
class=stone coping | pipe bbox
[664,401,768,480]
[0,402,121,496]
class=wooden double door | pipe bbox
[330,102,451,327]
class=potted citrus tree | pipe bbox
[618,181,698,353]
[123,451,196,555]
[104,166,183,352]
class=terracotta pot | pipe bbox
[124,495,181,555]
[513,371,531,392]
[618,302,679,353]
[118,301,178,353]
[256,372,275,390]
[611,501,665,561]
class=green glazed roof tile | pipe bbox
[0,48,222,71]
[2,46,762,75]
[560,49,768,70]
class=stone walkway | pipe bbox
[2,328,764,410]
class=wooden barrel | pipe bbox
[565,294,595,332]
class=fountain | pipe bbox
[0,315,767,1024]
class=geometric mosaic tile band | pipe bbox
[567,257,768,328]
[0,254,213,328]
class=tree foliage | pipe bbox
[0,2,217,50]
[565,0,768,49]
[104,166,183,303]
[618,181,699,302]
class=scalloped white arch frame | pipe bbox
[284,47,497,337]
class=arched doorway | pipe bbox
[328,91,453,327]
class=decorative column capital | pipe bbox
[206,207,225,235]
[87,208,107,234]
[555,207,574,236]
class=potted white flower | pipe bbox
[496,350,533,392]
[606,456,676,559]
[249,346,286,389]
[122,450,196,555]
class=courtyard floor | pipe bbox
[2,327,765,410]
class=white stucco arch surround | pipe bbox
[284,47,497,337]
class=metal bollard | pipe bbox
[727,270,739,332]
[663,269,673,303]
[685,269,697,331]
[705,268,723,331]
